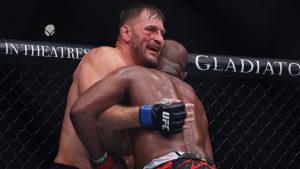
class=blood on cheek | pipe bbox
[145,32,151,39]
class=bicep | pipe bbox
[74,70,129,117]
[77,60,106,94]
[77,49,123,94]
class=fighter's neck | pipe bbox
[159,65,181,79]
[115,41,141,66]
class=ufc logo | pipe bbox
[162,111,170,131]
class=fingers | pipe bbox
[183,114,194,128]
[185,104,194,118]
[185,116,194,123]
[183,118,193,129]
[168,98,182,104]
[183,104,195,129]
[157,98,182,104]
[158,99,195,124]
[157,98,195,106]
[185,103,194,110]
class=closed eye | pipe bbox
[145,26,166,36]
[145,26,157,32]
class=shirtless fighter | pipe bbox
[70,40,216,169]
[53,3,168,169]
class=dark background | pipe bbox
[1,1,300,169]
[1,0,300,59]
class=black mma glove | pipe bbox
[139,103,186,135]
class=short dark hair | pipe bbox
[119,3,166,28]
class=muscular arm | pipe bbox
[97,104,140,130]
[72,48,140,162]
[70,67,139,159]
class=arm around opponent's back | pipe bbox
[72,47,136,168]
[71,58,133,161]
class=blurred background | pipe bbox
[0,0,299,169]
[1,0,300,59]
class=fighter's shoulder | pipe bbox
[77,46,125,73]
[111,66,150,79]
[114,65,146,74]
[83,46,121,62]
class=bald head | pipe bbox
[156,40,188,80]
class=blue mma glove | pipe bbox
[139,103,186,135]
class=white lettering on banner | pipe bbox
[75,48,84,59]
[57,47,65,58]
[30,45,40,56]
[289,63,300,76]
[84,48,90,54]
[67,47,74,58]
[41,45,49,57]
[213,57,223,71]
[254,60,260,74]
[5,43,18,55]
[262,61,274,75]
[3,43,90,59]
[224,58,236,72]
[274,62,286,76]
[195,55,300,77]
[195,55,210,70]
[20,44,30,56]
[49,46,58,57]
[240,59,254,73]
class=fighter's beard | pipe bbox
[132,43,157,67]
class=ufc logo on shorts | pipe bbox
[162,111,170,131]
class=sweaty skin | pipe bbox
[71,40,214,169]
[54,7,165,169]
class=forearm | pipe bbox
[97,105,140,129]
[70,110,105,159]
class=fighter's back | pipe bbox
[123,66,211,169]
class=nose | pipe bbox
[153,31,164,46]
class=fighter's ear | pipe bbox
[120,25,131,42]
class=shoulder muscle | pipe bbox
[76,46,127,94]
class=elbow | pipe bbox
[70,102,84,125]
